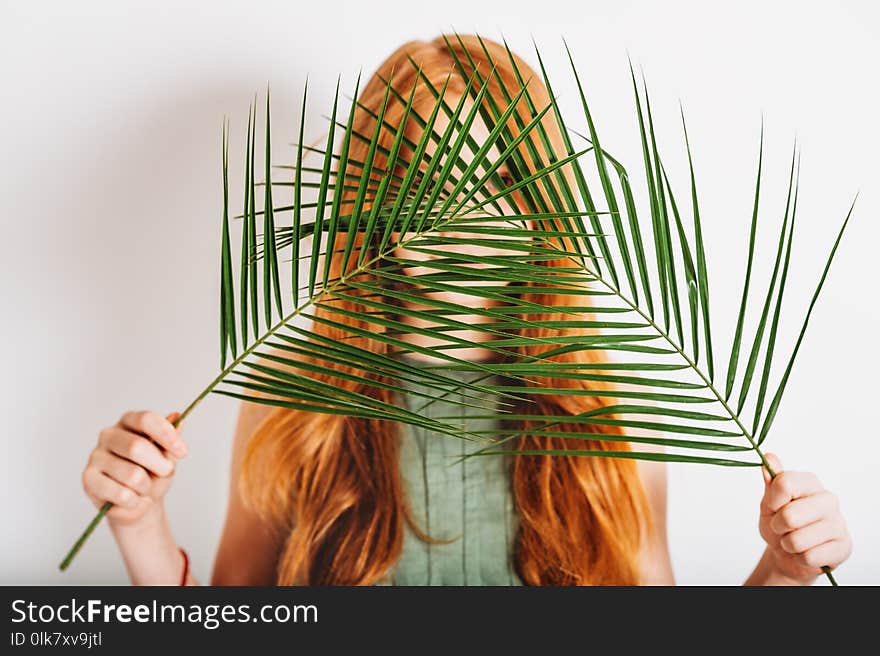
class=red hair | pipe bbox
[240,34,654,585]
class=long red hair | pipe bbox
[240,34,654,585]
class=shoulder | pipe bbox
[211,396,285,585]
[234,399,275,446]
[229,347,296,457]
[632,442,675,584]
[634,441,667,502]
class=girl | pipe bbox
[80,34,852,586]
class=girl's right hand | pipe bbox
[82,410,188,526]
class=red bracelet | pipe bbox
[178,547,189,586]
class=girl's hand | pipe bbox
[82,410,188,527]
[759,453,852,584]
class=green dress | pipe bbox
[377,356,524,586]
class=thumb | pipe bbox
[163,411,187,461]
[762,452,783,485]
[166,411,182,431]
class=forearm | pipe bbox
[743,547,807,586]
[109,503,200,586]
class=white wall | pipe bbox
[1,0,877,585]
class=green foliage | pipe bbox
[60,35,855,582]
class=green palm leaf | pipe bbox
[60,36,856,586]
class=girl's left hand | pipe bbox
[759,453,852,584]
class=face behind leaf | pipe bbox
[389,92,534,311]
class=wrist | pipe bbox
[109,501,185,585]
[747,547,812,586]
[107,500,166,535]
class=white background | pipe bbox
[1,0,877,585]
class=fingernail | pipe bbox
[173,442,188,457]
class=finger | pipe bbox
[762,452,784,486]
[93,451,153,496]
[165,412,188,456]
[100,427,175,477]
[761,470,824,515]
[779,518,843,555]
[166,411,182,431]
[800,539,851,572]
[120,410,187,458]
[83,468,141,509]
[770,491,839,534]
[85,491,105,510]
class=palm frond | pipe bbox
[60,36,856,585]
